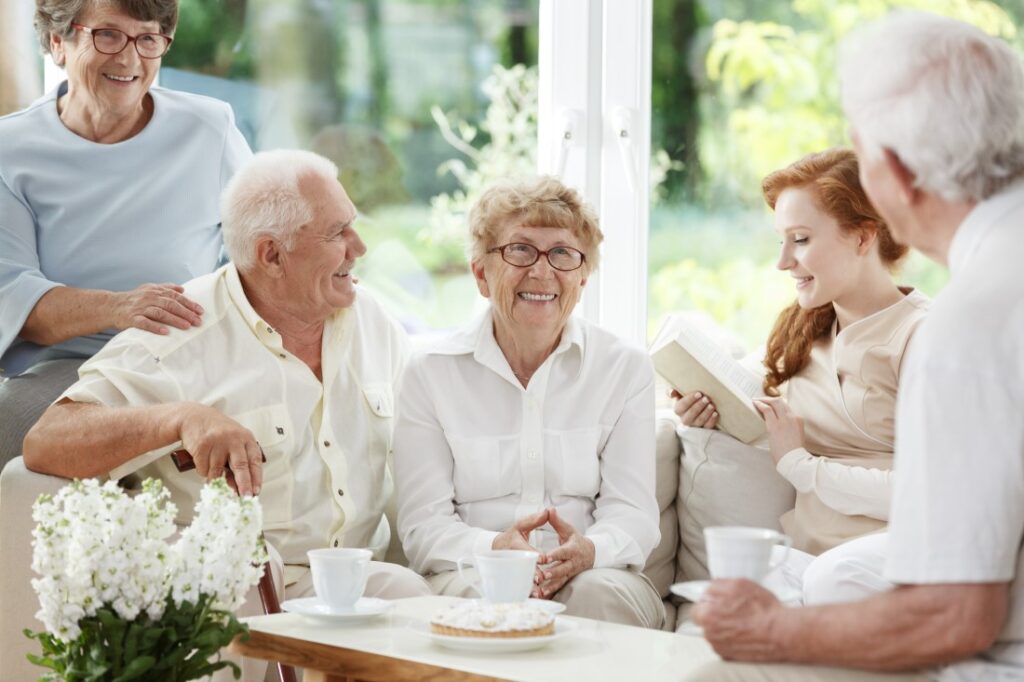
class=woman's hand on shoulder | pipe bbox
[753,397,804,464]
[670,389,719,429]
[112,283,204,335]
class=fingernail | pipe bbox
[196,305,204,314]
[695,392,702,398]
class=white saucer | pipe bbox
[281,597,393,623]
[670,580,802,605]
[409,618,578,653]
[470,598,567,615]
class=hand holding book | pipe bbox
[670,389,719,430]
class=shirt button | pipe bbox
[527,451,537,460]
[333,540,339,547]
[276,426,285,435]
[278,353,286,358]
[337,489,344,497]
[324,440,331,447]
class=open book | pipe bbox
[650,314,766,443]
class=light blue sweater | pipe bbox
[0,82,252,375]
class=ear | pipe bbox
[50,32,66,66]
[856,221,879,256]
[254,236,286,278]
[882,149,920,206]
[471,259,490,298]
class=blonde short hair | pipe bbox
[467,176,603,275]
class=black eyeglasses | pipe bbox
[71,23,173,59]
[487,242,586,272]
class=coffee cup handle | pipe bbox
[456,557,484,599]
[767,534,792,573]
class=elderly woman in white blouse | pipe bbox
[394,176,664,628]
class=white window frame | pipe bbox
[538,0,652,346]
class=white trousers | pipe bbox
[765,532,892,605]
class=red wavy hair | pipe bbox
[761,148,908,396]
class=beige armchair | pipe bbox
[0,457,69,681]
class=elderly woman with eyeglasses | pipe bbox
[0,0,251,467]
[394,176,664,628]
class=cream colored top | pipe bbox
[779,289,929,555]
[62,264,407,582]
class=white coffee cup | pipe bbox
[704,526,791,582]
[308,547,372,611]
[456,549,538,603]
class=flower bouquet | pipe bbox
[25,477,268,681]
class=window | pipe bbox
[646,0,1021,351]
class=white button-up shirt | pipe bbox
[62,264,407,583]
[394,309,659,575]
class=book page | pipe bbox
[674,325,762,398]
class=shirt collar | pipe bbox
[426,306,586,381]
[224,263,350,347]
[948,178,1024,276]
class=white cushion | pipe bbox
[675,426,795,582]
[643,411,682,599]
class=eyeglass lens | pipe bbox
[502,243,583,271]
[91,28,169,58]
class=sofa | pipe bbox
[0,410,797,680]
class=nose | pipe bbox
[346,226,367,259]
[776,243,795,271]
[525,254,556,278]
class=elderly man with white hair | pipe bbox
[683,10,1024,682]
[23,149,431,677]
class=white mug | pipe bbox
[456,549,538,603]
[308,547,372,611]
[704,526,791,582]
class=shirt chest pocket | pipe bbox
[554,426,603,498]
[362,383,395,457]
[228,404,290,472]
[449,436,519,502]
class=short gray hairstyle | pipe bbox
[221,149,341,271]
[840,10,1024,202]
[34,0,179,57]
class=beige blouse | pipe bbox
[780,289,929,555]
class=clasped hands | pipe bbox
[671,389,805,464]
[492,507,595,599]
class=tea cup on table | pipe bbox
[704,526,791,582]
[456,549,539,603]
[307,547,372,612]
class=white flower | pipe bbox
[30,477,265,642]
[168,479,268,612]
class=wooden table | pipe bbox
[229,595,719,682]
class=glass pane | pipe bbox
[163,0,539,334]
[648,0,1021,357]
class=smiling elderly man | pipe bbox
[23,149,430,677]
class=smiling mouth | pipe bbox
[794,276,814,288]
[518,292,557,302]
[104,74,137,82]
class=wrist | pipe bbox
[765,601,802,662]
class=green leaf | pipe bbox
[110,655,155,682]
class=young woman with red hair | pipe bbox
[674,148,928,603]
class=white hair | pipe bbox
[840,10,1024,202]
[220,149,340,270]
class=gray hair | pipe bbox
[34,0,179,56]
[840,10,1024,202]
[221,150,341,272]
